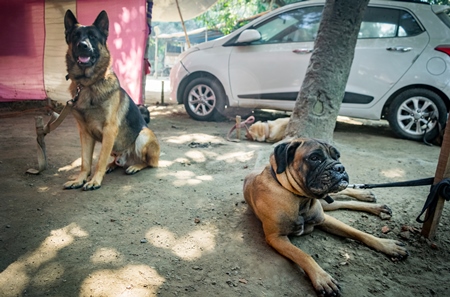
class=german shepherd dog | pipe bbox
[64,10,160,191]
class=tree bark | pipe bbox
[285,0,369,143]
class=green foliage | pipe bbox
[195,0,450,35]
[432,0,450,4]
[195,0,266,34]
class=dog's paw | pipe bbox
[377,238,409,261]
[63,180,85,190]
[312,271,341,297]
[82,181,102,191]
[378,205,392,220]
[356,191,377,202]
[106,162,117,174]
[125,164,146,175]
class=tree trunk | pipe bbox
[285,0,369,143]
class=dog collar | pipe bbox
[269,165,334,204]
[323,195,334,204]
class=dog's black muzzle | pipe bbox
[308,161,349,197]
[328,161,349,190]
[74,40,97,67]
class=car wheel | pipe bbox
[183,77,226,121]
[387,89,447,141]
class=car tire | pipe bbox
[387,89,447,141]
[183,76,226,121]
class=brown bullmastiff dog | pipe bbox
[243,138,408,296]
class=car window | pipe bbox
[252,6,322,44]
[247,5,423,46]
[359,7,424,38]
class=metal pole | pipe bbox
[161,80,165,105]
[175,0,191,48]
[154,36,159,78]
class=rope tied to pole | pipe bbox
[347,176,449,224]
[226,115,255,142]
[416,178,450,223]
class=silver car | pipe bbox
[170,0,450,141]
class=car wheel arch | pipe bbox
[383,85,449,141]
[177,71,229,107]
[381,84,450,119]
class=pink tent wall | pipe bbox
[0,0,147,104]
[0,0,46,101]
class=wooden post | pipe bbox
[175,0,191,48]
[27,102,73,175]
[421,116,450,239]
[35,116,47,172]
[236,115,241,140]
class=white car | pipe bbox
[170,0,450,141]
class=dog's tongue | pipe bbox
[78,56,90,63]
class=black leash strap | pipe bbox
[347,177,434,189]
[416,178,450,223]
[348,177,449,223]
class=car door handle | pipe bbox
[386,47,412,52]
[293,49,313,54]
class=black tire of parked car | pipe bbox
[183,76,227,121]
[387,88,447,142]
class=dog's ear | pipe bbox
[93,10,109,38]
[274,141,301,174]
[64,10,78,43]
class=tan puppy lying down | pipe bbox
[245,117,289,143]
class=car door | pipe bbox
[342,6,429,118]
[228,5,323,110]
[228,4,429,115]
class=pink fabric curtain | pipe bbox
[77,0,147,104]
[0,0,46,101]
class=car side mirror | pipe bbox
[235,29,261,44]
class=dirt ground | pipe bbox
[0,97,449,297]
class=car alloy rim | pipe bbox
[396,96,439,136]
[188,84,216,116]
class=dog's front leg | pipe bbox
[83,125,117,190]
[64,131,95,189]
[331,188,377,202]
[265,233,340,296]
[321,200,392,219]
[319,214,409,260]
